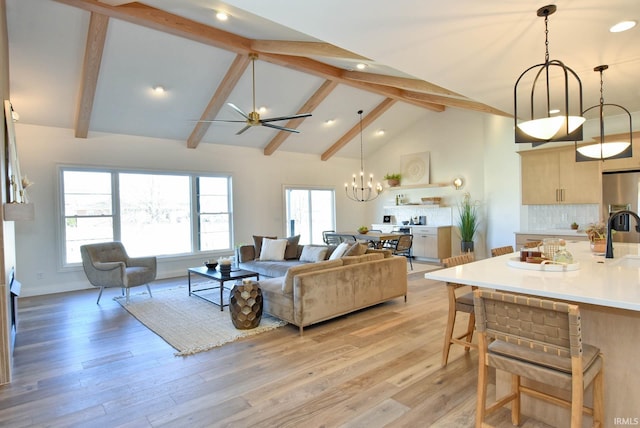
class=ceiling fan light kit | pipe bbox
[514,5,585,145]
[197,53,311,135]
[575,65,633,162]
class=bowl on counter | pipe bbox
[402,221,410,225]
[204,261,218,270]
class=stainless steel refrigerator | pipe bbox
[602,170,640,243]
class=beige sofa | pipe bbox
[257,252,408,335]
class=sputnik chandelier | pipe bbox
[345,110,382,202]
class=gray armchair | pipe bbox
[80,242,157,304]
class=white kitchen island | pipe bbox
[426,241,640,428]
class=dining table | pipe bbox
[326,231,402,249]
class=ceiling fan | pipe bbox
[199,53,312,135]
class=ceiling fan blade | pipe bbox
[260,112,312,123]
[236,125,252,135]
[227,103,251,120]
[191,119,248,123]
[261,122,300,133]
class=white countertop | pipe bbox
[425,241,640,312]
[516,229,588,238]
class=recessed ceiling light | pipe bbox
[376,129,385,136]
[216,11,229,21]
[152,85,165,94]
[610,20,637,33]
[325,119,335,125]
[356,63,367,70]
[258,106,267,113]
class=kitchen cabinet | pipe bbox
[412,226,451,261]
[520,146,601,204]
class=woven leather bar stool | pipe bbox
[441,252,476,367]
[473,289,604,428]
[490,245,514,257]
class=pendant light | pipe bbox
[576,65,633,162]
[514,5,585,145]
[345,110,382,202]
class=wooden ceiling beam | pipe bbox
[403,90,512,117]
[321,98,396,161]
[251,40,368,60]
[75,12,109,138]
[263,80,338,156]
[187,53,251,149]
[343,70,463,98]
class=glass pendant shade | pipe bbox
[577,142,630,159]
[517,116,585,141]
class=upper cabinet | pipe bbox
[520,146,601,205]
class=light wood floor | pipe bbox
[0,272,554,427]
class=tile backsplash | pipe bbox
[525,204,600,230]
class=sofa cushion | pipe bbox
[300,245,328,262]
[282,259,344,294]
[240,259,305,278]
[329,242,350,260]
[341,252,385,265]
[366,248,393,258]
[344,242,368,257]
[253,235,276,257]
[284,235,301,260]
[260,238,288,261]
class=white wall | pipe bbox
[13,124,368,296]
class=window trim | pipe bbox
[283,185,336,245]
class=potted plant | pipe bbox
[384,173,401,187]
[585,221,610,253]
[457,192,478,253]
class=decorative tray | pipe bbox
[507,257,580,272]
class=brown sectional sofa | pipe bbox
[238,242,408,335]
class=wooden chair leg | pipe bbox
[464,312,475,352]
[592,360,604,428]
[442,308,457,367]
[475,350,488,428]
[511,374,521,426]
[570,368,584,428]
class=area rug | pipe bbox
[114,287,287,356]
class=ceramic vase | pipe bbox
[590,238,606,253]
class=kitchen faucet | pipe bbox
[606,210,640,258]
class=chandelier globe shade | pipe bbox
[576,65,633,162]
[345,110,382,202]
[514,5,585,145]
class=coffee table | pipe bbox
[187,267,259,311]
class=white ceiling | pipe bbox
[5,0,640,159]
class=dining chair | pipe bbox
[322,230,335,245]
[392,234,413,270]
[490,245,514,257]
[441,252,476,367]
[473,289,604,428]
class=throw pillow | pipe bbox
[343,242,368,257]
[299,245,328,262]
[259,238,288,261]
[253,235,276,257]
[329,242,350,260]
[284,235,301,260]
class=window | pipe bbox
[285,187,335,245]
[60,167,232,265]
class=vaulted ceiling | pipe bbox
[5,0,640,159]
